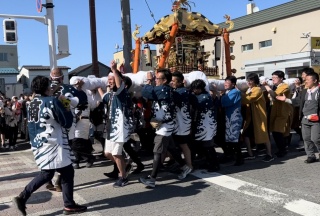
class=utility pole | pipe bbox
[45,0,57,69]
[120,0,133,73]
[89,0,99,77]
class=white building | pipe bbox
[0,45,22,97]
[201,0,320,78]
[0,44,19,85]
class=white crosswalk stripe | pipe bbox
[192,170,320,216]
[0,151,102,215]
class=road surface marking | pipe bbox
[192,170,320,216]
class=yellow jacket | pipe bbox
[269,83,293,136]
[242,86,269,144]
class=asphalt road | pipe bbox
[0,135,319,216]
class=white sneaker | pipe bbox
[178,165,193,180]
[296,141,305,151]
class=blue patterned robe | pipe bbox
[142,85,175,136]
[102,83,132,142]
[190,92,217,141]
[50,82,88,140]
[173,87,191,136]
[221,88,243,143]
[51,82,88,109]
[28,95,73,170]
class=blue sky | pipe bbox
[0,0,291,71]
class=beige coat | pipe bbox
[269,83,293,136]
[242,86,269,144]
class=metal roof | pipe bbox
[0,68,19,74]
[219,0,320,31]
[21,65,70,70]
[69,63,92,75]
[69,61,111,75]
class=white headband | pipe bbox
[50,74,64,79]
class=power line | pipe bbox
[144,0,156,23]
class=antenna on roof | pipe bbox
[115,43,120,51]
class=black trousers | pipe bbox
[71,138,94,163]
[224,142,243,161]
[19,164,76,207]
[123,139,143,166]
[166,136,186,167]
[272,132,286,153]
[7,125,18,146]
[192,140,219,170]
[73,151,95,164]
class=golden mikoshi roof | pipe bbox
[142,9,223,44]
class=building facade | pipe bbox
[0,68,19,84]
[0,45,22,97]
[113,49,157,72]
[0,45,18,71]
[200,0,320,78]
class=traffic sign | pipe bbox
[36,0,42,13]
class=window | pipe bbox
[230,47,233,53]
[0,53,8,61]
[287,68,304,78]
[246,71,264,78]
[115,59,120,64]
[287,70,298,78]
[212,59,216,67]
[259,40,272,48]
[242,43,253,52]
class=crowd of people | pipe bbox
[0,93,32,151]
[9,63,320,215]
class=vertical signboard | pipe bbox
[311,37,320,50]
[175,37,183,56]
